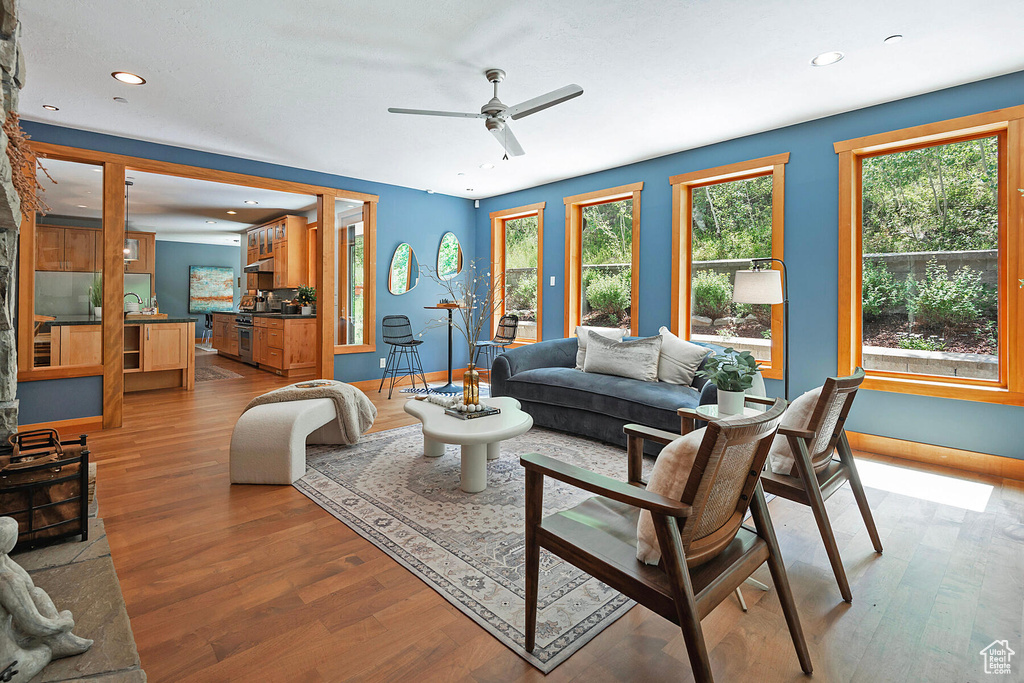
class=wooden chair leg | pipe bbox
[838,432,883,554]
[750,484,813,675]
[626,434,644,486]
[524,469,543,652]
[734,587,748,612]
[790,436,853,602]
[652,515,714,682]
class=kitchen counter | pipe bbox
[215,311,316,320]
[46,316,197,327]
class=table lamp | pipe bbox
[732,258,789,400]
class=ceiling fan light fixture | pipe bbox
[811,51,844,66]
[43,104,59,111]
[112,71,146,85]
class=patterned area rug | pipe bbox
[295,424,647,672]
[194,365,244,382]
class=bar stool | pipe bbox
[379,315,429,399]
[201,313,213,348]
[474,314,519,377]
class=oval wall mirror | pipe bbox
[388,242,419,295]
[437,232,463,280]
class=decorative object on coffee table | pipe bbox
[0,517,93,683]
[733,257,789,399]
[423,259,507,404]
[404,396,531,492]
[696,347,761,415]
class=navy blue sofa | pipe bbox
[491,337,727,452]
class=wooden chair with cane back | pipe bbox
[521,397,813,682]
[679,368,880,603]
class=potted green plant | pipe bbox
[695,348,761,416]
[295,285,316,316]
[90,275,102,319]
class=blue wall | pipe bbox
[476,69,1024,459]
[16,376,103,425]
[18,122,477,425]
[154,240,241,325]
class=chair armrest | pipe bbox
[744,395,778,407]
[780,426,815,439]
[520,453,691,518]
[623,424,680,446]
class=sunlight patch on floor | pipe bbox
[856,458,993,512]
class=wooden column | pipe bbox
[316,194,335,379]
[102,163,126,429]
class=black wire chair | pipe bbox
[379,315,428,399]
[474,314,519,376]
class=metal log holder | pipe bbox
[0,429,90,552]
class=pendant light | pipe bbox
[123,180,139,264]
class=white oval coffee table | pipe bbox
[404,396,533,493]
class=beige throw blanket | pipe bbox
[244,380,377,445]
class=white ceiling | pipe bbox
[37,159,366,245]
[19,1,1024,200]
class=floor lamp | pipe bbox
[733,258,789,400]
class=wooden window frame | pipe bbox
[563,182,643,337]
[20,141,378,428]
[834,104,1024,405]
[490,202,545,343]
[333,204,376,354]
[669,154,788,381]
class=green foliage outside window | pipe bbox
[692,270,733,320]
[909,260,996,332]
[862,262,910,321]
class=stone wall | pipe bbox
[0,0,23,442]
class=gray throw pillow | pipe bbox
[657,326,711,386]
[583,332,663,382]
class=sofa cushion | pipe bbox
[583,332,662,382]
[575,326,627,369]
[504,366,701,432]
[657,326,711,386]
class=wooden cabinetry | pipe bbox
[51,324,102,366]
[252,315,315,375]
[123,321,196,392]
[142,323,190,372]
[35,225,156,275]
[211,312,238,357]
[244,216,308,291]
[124,231,156,275]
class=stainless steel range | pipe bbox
[236,313,255,365]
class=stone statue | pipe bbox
[0,517,92,682]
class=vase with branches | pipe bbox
[421,259,506,404]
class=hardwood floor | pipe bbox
[72,351,1023,682]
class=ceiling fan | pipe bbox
[388,68,583,158]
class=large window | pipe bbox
[670,155,786,379]
[334,198,372,348]
[836,106,1024,404]
[490,203,544,342]
[564,183,642,336]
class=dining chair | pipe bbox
[522,397,813,682]
[379,315,428,399]
[474,314,518,374]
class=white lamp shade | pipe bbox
[733,269,783,305]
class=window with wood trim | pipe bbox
[670,155,787,380]
[564,183,642,336]
[334,198,375,350]
[490,202,544,342]
[835,105,1024,405]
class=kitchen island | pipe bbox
[211,311,315,376]
[45,317,196,392]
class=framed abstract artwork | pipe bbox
[188,265,234,313]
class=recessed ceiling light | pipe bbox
[111,71,146,85]
[42,104,59,111]
[811,51,844,66]
[226,210,237,215]
[480,163,494,170]
[206,220,217,224]
[76,204,87,208]
[244,200,258,205]
[113,97,128,104]
[884,34,903,44]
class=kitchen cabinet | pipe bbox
[124,231,156,275]
[64,228,97,272]
[50,324,102,366]
[250,315,315,375]
[247,230,258,264]
[212,312,238,356]
[123,320,196,393]
[142,323,190,372]
[35,226,65,271]
[271,216,307,288]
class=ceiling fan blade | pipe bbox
[387,107,486,119]
[506,84,583,120]
[490,124,525,157]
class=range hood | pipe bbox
[243,259,275,273]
